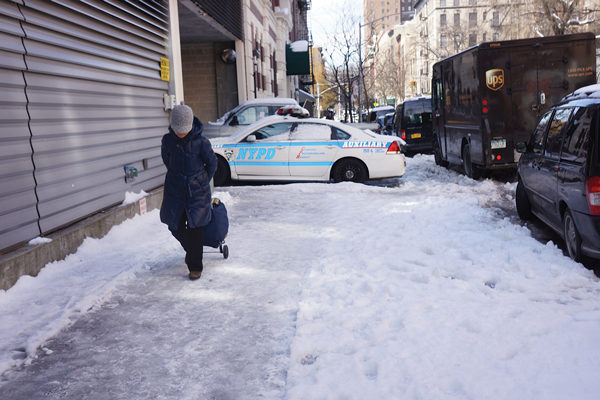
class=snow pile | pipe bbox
[289,40,309,52]
[121,190,148,206]
[27,237,52,246]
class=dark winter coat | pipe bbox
[160,116,218,231]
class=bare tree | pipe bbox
[318,0,361,122]
[523,0,600,36]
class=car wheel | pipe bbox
[213,157,231,187]
[564,209,584,262]
[515,179,533,220]
[333,159,367,183]
[433,141,448,167]
[462,144,482,179]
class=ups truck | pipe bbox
[431,33,597,178]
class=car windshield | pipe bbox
[211,103,245,124]
[248,122,294,141]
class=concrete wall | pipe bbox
[0,188,164,292]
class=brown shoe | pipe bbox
[189,271,202,280]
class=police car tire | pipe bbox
[333,159,367,183]
[214,156,230,186]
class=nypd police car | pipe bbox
[210,106,406,186]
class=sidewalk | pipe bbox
[0,189,306,399]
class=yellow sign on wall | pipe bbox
[160,57,170,81]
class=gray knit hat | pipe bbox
[170,104,194,134]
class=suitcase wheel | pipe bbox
[222,245,229,259]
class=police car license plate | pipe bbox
[491,139,506,149]
[411,133,421,139]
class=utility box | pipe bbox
[431,33,597,177]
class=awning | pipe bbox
[286,41,310,75]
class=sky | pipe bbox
[1,154,600,399]
[310,0,361,48]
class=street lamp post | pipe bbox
[358,13,402,122]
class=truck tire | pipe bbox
[434,141,448,168]
[462,144,482,179]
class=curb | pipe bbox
[0,187,164,291]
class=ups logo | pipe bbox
[486,69,504,91]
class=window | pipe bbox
[248,122,293,141]
[440,0,446,6]
[237,106,270,125]
[483,33,486,41]
[561,107,590,164]
[404,102,425,127]
[493,33,499,41]
[469,34,476,46]
[493,11,499,26]
[454,13,460,27]
[469,0,476,4]
[292,123,332,141]
[483,11,486,20]
[370,2,374,5]
[469,12,476,26]
[333,128,351,140]
[454,0,459,5]
[441,14,446,27]
[531,111,553,153]
[440,34,446,48]
[545,108,573,158]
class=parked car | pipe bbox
[202,97,298,139]
[367,105,395,123]
[393,96,434,155]
[515,84,600,263]
[210,106,406,186]
[376,112,395,135]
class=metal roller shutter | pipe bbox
[0,0,170,252]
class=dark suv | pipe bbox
[516,84,600,263]
[393,96,433,155]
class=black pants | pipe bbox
[170,213,204,272]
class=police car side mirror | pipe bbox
[515,142,527,154]
[246,134,257,142]
[230,115,239,126]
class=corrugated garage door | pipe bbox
[0,0,170,252]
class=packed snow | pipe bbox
[1,155,600,399]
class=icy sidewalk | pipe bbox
[0,189,308,399]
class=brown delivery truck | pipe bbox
[431,33,597,178]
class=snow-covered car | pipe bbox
[203,97,299,139]
[210,112,406,186]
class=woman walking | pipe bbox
[160,104,218,280]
